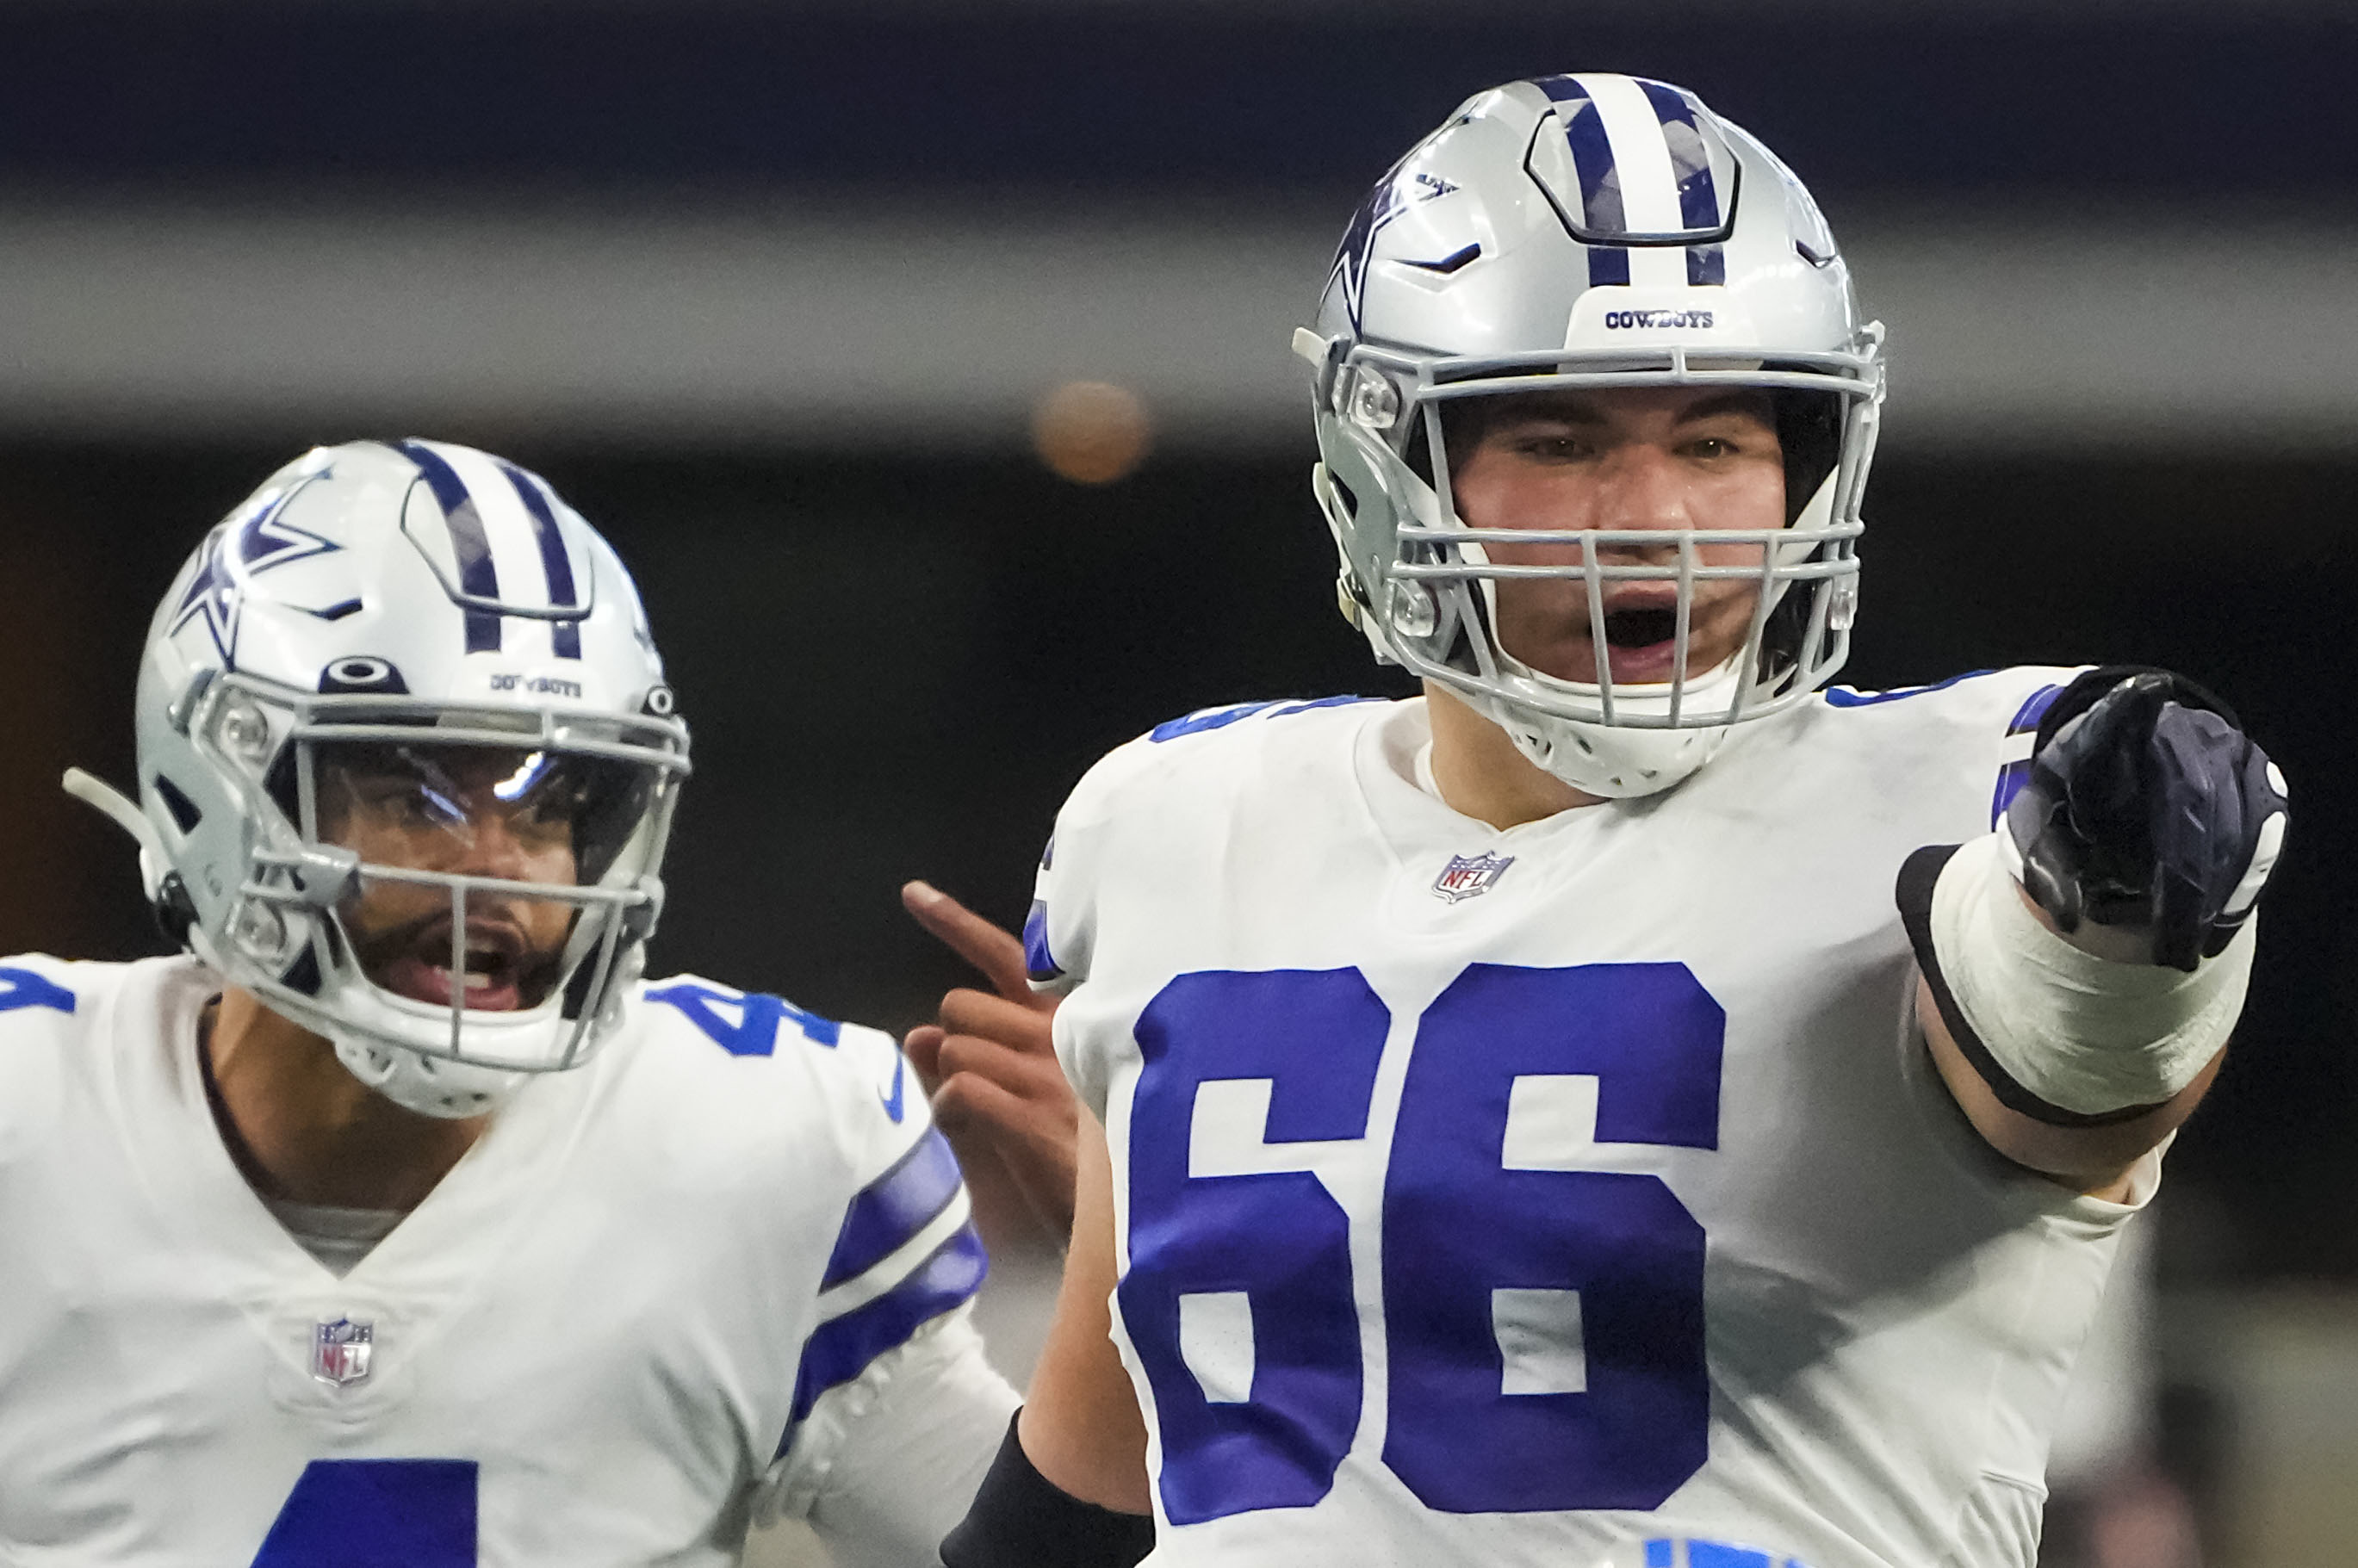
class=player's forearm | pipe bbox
[941,1116,1152,1567]
[1901,667,2287,1187]
[1906,829,2252,1185]
[1917,973,2218,1195]
[1017,1111,1151,1513]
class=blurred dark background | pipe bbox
[1,4,2351,1562]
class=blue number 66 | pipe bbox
[1121,964,1723,1523]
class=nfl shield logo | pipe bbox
[1431,850,1515,903]
[312,1316,374,1387]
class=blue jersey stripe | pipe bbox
[1991,681,2067,827]
[1146,694,1381,744]
[395,440,503,654]
[1821,670,1996,708]
[1022,899,1061,982]
[785,1224,989,1436]
[821,1129,965,1291]
[2007,682,2066,734]
[498,461,584,660]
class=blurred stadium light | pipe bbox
[2,1,2354,455]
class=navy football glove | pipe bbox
[2006,668,2288,972]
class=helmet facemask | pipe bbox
[182,673,687,1111]
[1315,341,1882,796]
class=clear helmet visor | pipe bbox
[256,736,673,1063]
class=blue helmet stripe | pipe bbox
[1537,77,1625,238]
[396,440,502,654]
[1636,79,1725,233]
[1588,245,1631,287]
[498,461,583,660]
[1686,244,1726,286]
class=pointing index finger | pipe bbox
[903,879,1035,1001]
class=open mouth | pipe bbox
[375,920,537,1013]
[1602,605,1679,649]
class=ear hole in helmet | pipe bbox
[153,775,202,834]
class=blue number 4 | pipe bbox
[0,966,74,1016]
[250,1460,476,1566]
[645,981,841,1052]
[1123,963,1723,1522]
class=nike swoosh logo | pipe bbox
[879,1055,907,1124]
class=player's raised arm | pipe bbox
[1902,668,2289,1194]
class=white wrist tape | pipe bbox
[1929,830,2253,1117]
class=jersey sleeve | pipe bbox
[1022,830,1081,997]
[0,957,90,1164]
[781,1022,992,1436]
[1025,711,1223,1004]
[755,1021,1013,1562]
[1027,734,1157,1123]
[757,1306,1018,1567]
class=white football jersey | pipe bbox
[0,955,1017,1567]
[1033,672,2160,1568]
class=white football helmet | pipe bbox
[68,439,690,1118]
[1300,73,1885,797]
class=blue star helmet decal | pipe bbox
[170,480,342,668]
[1326,158,1413,334]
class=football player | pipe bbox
[919,76,2288,1568]
[0,440,1015,1565]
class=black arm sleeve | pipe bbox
[939,1412,1155,1568]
